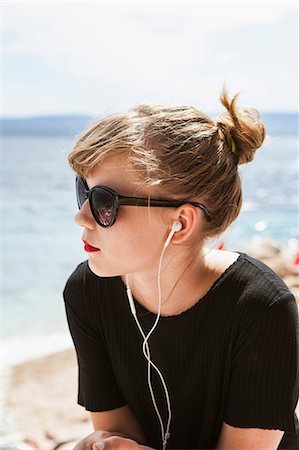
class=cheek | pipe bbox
[116,209,166,257]
[90,231,158,278]
[128,208,166,244]
[87,214,167,278]
[117,226,158,257]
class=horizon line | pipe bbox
[2,111,298,120]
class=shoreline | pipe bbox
[2,333,74,368]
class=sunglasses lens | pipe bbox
[76,176,87,209]
[90,188,116,227]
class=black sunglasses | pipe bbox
[76,175,211,228]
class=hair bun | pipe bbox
[214,85,266,165]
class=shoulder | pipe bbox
[64,259,115,289]
[210,249,293,303]
[207,249,296,318]
[63,259,89,294]
[66,259,88,280]
[63,260,121,307]
[235,251,295,307]
[216,251,298,332]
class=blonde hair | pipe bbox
[68,86,266,239]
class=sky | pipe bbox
[2,1,298,118]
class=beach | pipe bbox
[6,241,299,449]
[8,348,92,450]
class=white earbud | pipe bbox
[172,220,183,232]
[164,220,182,249]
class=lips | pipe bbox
[83,240,101,252]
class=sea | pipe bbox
[2,124,298,366]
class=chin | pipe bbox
[87,260,121,278]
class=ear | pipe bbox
[170,204,203,244]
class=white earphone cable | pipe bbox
[125,241,172,450]
[126,283,167,445]
[141,242,172,448]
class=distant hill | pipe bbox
[1,112,298,136]
[1,115,94,137]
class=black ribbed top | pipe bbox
[63,251,299,450]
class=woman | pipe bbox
[63,87,299,450]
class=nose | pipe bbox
[75,200,97,230]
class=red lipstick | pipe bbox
[83,240,101,252]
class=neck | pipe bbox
[124,245,218,317]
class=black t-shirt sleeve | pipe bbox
[63,264,126,412]
[224,292,299,433]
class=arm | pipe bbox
[226,292,298,429]
[63,271,149,448]
[215,422,284,450]
[219,292,298,449]
[90,405,147,445]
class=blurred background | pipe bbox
[1,1,298,448]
